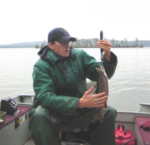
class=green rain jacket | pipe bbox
[31,46,117,128]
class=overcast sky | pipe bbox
[0,0,150,44]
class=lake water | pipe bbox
[0,48,150,112]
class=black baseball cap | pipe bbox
[48,28,76,43]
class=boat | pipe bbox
[0,81,150,145]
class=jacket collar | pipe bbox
[38,46,78,65]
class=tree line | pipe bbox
[35,40,47,48]
[110,38,143,47]
[35,38,144,48]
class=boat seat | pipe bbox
[0,106,31,145]
[0,106,30,129]
[135,116,150,145]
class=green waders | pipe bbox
[29,106,117,145]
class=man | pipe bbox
[29,27,118,145]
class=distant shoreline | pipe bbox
[0,46,146,49]
[73,46,144,48]
[0,40,150,48]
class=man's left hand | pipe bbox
[97,40,111,62]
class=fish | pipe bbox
[94,64,108,120]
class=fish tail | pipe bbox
[94,108,104,120]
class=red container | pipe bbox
[115,124,135,145]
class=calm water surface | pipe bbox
[0,48,150,112]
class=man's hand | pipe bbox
[77,87,108,108]
[97,40,111,62]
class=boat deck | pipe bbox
[24,139,34,145]
[0,104,150,145]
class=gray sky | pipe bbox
[0,0,150,44]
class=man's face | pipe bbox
[49,41,70,58]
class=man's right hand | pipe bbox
[76,87,108,108]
